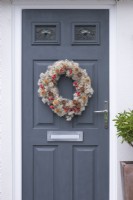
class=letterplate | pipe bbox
[47,131,83,142]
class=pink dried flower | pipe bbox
[50,105,54,109]
[73,81,78,87]
[40,84,44,89]
[52,74,56,80]
[76,92,81,96]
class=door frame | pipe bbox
[12,2,117,200]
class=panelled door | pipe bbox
[22,9,109,200]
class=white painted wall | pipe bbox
[0,1,12,200]
[0,1,133,200]
[116,1,133,200]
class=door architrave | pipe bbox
[12,3,117,200]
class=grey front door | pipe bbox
[22,9,109,200]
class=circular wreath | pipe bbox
[38,60,94,121]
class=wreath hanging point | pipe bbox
[38,60,94,121]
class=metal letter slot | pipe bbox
[47,131,83,142]
[94,101,109,129]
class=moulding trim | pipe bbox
[0,1,2,199]
[11,0,116,5]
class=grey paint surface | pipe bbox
[22,9,109,200]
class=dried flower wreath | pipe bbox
[38,60,94,121]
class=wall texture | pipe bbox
[117,1,133,200]
[0,1,133,200]
[0,1,2,199]
[0,1,12,200]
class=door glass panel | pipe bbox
[32,23,60,45]
[75,25,96,41]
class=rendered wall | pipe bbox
[117,1,133,200]
[0,1,12,200]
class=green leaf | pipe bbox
[113,109,133,147]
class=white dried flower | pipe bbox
[49,82,54,87]
[40,73,45,78]
[42,98,47,103]
[66,116,73,121]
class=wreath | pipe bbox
[38,60,94,121]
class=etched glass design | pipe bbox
[35,25,56,41]
[75,25,96,41]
